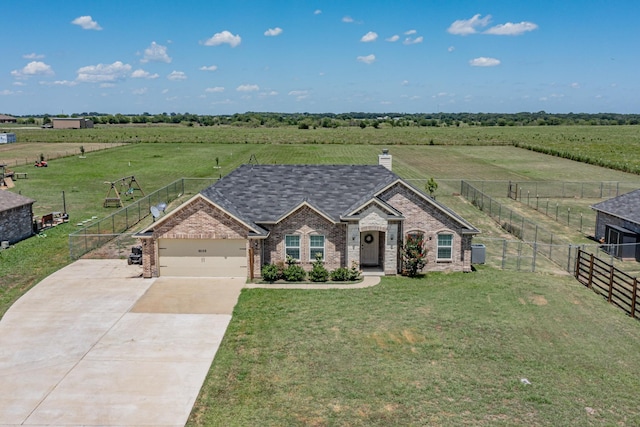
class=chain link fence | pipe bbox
[69,177,216,259]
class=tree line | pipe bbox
[14,111,640,128]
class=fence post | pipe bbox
[587,252,594,288]
[607,264,615,303]
[631,278,638,319]
[567,244,572,272]
[502,240,507,270]
[516,242,522,271]
[532,242,537,272]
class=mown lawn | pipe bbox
[188,268,640,426]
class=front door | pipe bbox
[361,231,379,266]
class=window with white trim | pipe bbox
[285,235,301,261]
[309,235,325,261]
[437,233,453,261]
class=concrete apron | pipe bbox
[0,259,245,427]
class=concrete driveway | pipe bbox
[0,259,244,426]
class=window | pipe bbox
[309,235,325,260]
[285,235,300,260]
[437,233,453,261]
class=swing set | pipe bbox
[103,175,145,207]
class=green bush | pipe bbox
[261,263,281,283]
[400,234,427,277]
[283,264,306,282]
[309,253,329,282]
[330,267,350,281]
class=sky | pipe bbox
[2,0,639,116]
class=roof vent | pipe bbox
[378,149,392,171]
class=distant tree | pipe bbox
[426,177,438,198]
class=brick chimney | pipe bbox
[378,148,392,171]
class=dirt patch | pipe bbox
[529,295,548,306]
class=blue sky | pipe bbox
[2,0,639,115]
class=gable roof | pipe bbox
[0,190,35,211]
[199,164,479,234]
[201,164,398,224]
[592,189,640,224]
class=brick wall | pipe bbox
[0,205,33,244]
[263,205,346,272]
[142,196,252,278]
[379,183,470,272]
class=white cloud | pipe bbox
[469,57,501,67]
[314,9,322,15]
[40,80,77,86]
[76,61,131,83]
[141,42,171,63]
[133,88,148,95]
[12,81,26,86]
[237,84,259,92]
[0,89,17,95]
[386,35,400,42]
[131,69,159,79]
[570,82,580,89]
[161,89,169,94]
[71,15,102,30]
[11,61,54,78]
[200,65,218,71]
[167,71,187,80]
[447,14,491,35]
[357,54,376,64]
[23,53,44,59]
[448,46,455,52]
[289,90,309,100]
[203,30,242,47]
[485,21,538,36]
[360,31,378,42]
[205,86,225,93]
[264,27,283,37]
[404,29,417,35]
[401,80,409,86]
[342,16,354,23]
[403,36,423,45]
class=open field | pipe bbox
[2,139,640,317]
[188,269,640,426]
[2,127,640,425]
[5,124,640,173]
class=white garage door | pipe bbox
[158,238,247,277]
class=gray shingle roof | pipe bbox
[201,164,398,224]
[0,190,35,211]
[592,189,640,224]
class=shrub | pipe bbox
[308,253,329,282]
[400,234,427,277]
[283,264,306,282]
[261,263,281,283]
[330,267,350,281]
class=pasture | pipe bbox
[1,126,640,425]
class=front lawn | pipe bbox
[189,268,640,426]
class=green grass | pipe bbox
[188,269,640,426]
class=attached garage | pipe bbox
[158,238,247,277]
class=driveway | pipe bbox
[0,259,244,426]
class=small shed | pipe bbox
[0,114,17,123]
[52,118,94,129]
[0,133,17,144]
[0,191,36,245]
[592,189,640,261]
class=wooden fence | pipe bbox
[575,249,639,319]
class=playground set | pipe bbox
[103,175,145,207]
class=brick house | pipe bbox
[592,189,640,260]
[136,154,479,278]
[0,191,35,245]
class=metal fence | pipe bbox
[461,180,640,275]
[461,180,639,200]
[0,143,128,167]
[69,177,216,259]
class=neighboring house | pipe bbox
[0,114,17,123]
[0,190,35,245]
[51,118,94,129]
[136,152,479,279]
[592,189,640,261]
